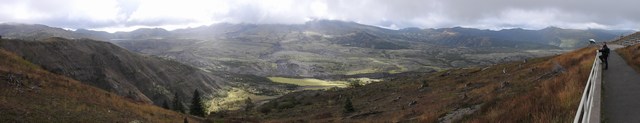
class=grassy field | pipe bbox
[207,88,280,112]
[268,77,347,87]
[207,76,380,113]
[345,68,381,75]
[208,77,381,113]
[268,77,348,89]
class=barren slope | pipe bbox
[0,49,202,122]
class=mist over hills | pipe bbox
[111,20,628,77]
[0,20,631,78]
[1,20,629,48]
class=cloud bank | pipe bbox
[1,0,638,32]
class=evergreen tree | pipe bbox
[244,97,255,112]
[421,80,429,88]
[190,89,206,117]
[173,92,186,113]
[162,100,170,109]
[344,97,355,113]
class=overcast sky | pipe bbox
[1,0,639,32]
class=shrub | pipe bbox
[343,97,354,113]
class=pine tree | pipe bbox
[244,97,255,112]
[190,89,206,117]
[421,80,429,88]
[173,92,185,113]
[162,100,170,109]
[344,97,355,113]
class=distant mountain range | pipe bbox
[1,20,631,48]
[0,20,632,77]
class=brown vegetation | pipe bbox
[240,47,596,122]
[464,47,595,122]
[0,48,202,122]
[617,43,640,73]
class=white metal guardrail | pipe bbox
[573,51,602,123]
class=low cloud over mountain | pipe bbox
[1,0,639,32]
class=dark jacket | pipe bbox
[599,45,610,57]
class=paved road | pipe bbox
[602,44,640,122]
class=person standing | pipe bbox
[599,42,610,70]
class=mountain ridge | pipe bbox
[1,21,632,45]
[1,21,628,77]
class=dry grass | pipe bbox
[617,43,640,73]
[0,49,202,122]
[268,77,348,88]
[246,47,597,123]
[464,47,595,122]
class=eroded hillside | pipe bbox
[0,49,201,122]
[0,38,292,108]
